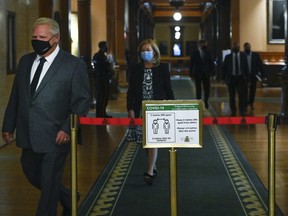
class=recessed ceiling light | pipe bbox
[173,12,182,21]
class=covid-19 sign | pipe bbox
[142,100,203,148]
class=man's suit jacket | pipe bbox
[248,52,265,77]
[2,49,91,153]
[222,52,249,85]
[127,62,174,117]
[190,49,214,79]
[93,50,113,80]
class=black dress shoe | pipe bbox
[144,172,156,185]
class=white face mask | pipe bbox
[141,51,153,62]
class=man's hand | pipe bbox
[56,130,70,145]
[2,132,14,145]
[128,110,135,118]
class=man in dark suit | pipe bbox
[243,42,265,110]
[222,42,249,116]
[93,41,113,118]
[189,39,214,109]
[1,17,91,216]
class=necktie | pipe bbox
[247,54,251,74]
[235,54,239,75]
[200,50,204,61]
[30,57,46,97]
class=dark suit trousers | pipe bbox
[195,76,210,103]
[248,75,258,105]
[20,149,69,216]
[227,75,248,113]
[96,78,110,117]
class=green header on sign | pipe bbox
[145,104,199,111]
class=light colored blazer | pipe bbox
[2,49,91,153]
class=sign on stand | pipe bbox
[142,100,203,148]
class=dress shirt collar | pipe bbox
[35,45,60,63]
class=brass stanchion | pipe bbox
[267,113,278,216]
[70,114,79,216]
[170,147,178,216]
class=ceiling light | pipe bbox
[174,32,181,39]
[174,26,180,32]
[173,12,182,21]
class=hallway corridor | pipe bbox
[0,74,287,215]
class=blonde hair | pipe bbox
[137,39,161,66]
[32,17,60,36]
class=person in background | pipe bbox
[243,42,265,110]
[127,39,174,185]
[93,41,114,118]
[1,17,91,216]
[222,42,249,116]
[189,39,214,109]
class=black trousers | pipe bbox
[96,79,110,117]
[248,76,258,105]
[227,75,248,114]
[21,149,69,216]
[194,76,210,103]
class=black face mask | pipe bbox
[31,35,55,55]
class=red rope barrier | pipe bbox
[79,117,142,126]
[79,116,266,126]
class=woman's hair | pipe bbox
[32,17,60,36]
[137,39,161,66]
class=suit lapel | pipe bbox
[32,49,64,98]
[27,53,37,98]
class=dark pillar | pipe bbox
[128,0,139,64]
[138,3,154,42]
[280,0,288,119]
[106,0,116,58]
[77,0,91,65]
[215,0,231,79]
[78,0,93,106]
[201,3,217,65]
[53,0,71,53]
